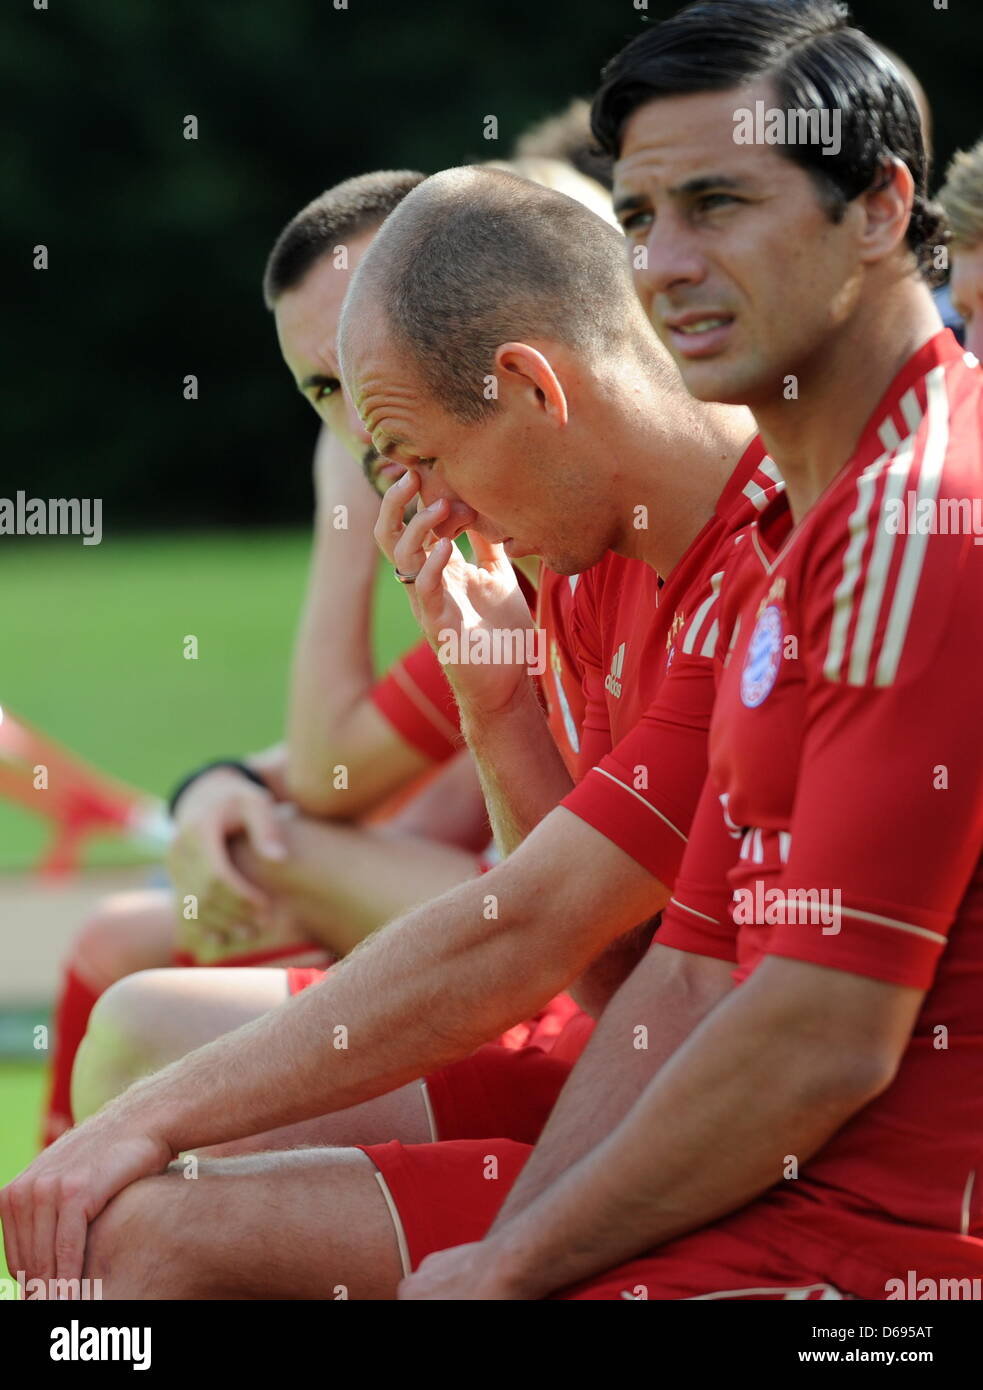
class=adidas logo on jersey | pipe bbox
[604,642,626,698]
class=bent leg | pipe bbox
[70,890,177,991]
[83,1148,405,1299]
[43,890,177,1144]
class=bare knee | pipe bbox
[72,970,180,1120]
[72,968,289,1122]
[71,892,174,991]
[84,1169,201,1299]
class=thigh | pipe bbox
[96,965,293,1060]
[85,1147,406,1300]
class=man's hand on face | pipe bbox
[168,768,288,961]
[0,1114,172,1289]
[376,471,536,717]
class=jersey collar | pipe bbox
[749,329,965,571]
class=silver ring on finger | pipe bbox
[394,567,419,584]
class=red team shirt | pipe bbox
[561,437,783,891]
[537,568,587,780]
[655,331,983,1296]
[370,638,463,764]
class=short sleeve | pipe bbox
[370,640,462,763]
[767,514,983,990]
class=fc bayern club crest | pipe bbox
[741,604,783,707]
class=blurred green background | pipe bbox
[0,534,416,870]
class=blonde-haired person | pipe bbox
[487,155,619,229]
[939,138,983,362]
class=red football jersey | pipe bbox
[370,638,462,764]
[660,332,983,1289]
[561,438,783,888]
[537,567,587,780]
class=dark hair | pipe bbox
[347,166,663,425]
[513,98,614,190]
[592,0,947,281]
[262,169,426,307]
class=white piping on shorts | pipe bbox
[419,1078,439,1142]
[372,1170,413,1278]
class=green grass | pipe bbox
[0,530,421,1275]
[0,1064,45,1282]
[0,531,419,870]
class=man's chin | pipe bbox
[673,357,764,408]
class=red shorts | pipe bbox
[356,1137,859,1300]
[496,992,586,1052]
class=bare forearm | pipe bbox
[493,944,725,1228]
[114,864,604,1156]
[287,507,379,796]
[379,748,491,853]
[229,812,477,955]
[460,679,574,854]
[568,917,660,1018]
[491,975,891,1298]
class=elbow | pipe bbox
[804,1037,902,1118]
[837,1042,902,1106]
[284,761,350,820]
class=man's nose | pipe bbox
[412,468,478,537]
[635,216,707,302]
[415,468,448,508]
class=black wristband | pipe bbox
[167,759,270,818]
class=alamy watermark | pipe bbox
[436,627,547,677]
[885,1270,982,1300]
[0,491,102,545]
[733,883,842,934]
[883,492,983,546]
[733,100,842,157]
[0,1271,103,1300]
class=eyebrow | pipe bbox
[612,191,648,217]
[613,174,750,216]
[374,430,410,458]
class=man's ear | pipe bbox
[857,157,915,266]
[494,342,568,425]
